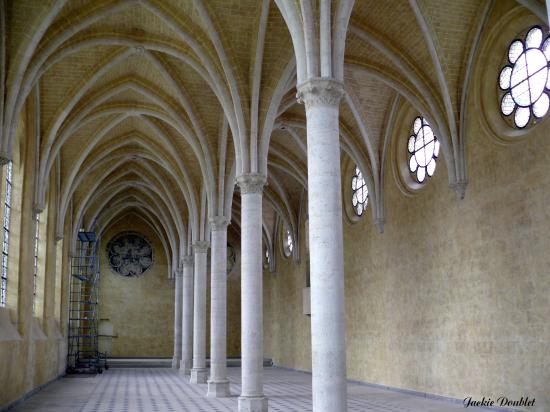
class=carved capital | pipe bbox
[0,153,11,166]
[33,204,44,215]
[210,216,229,231]
[237,173,266,195]
[182,255,194,267]
[296,78,344,110]
[193,241,209,253]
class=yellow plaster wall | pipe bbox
[0,108,66,409]
[263,232,311,372]
[263,112,550,411]
[98,219,174,357]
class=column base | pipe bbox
[189,368,208,384]
[207,379,231,397]
[171,357,180,369]
[238,396,268,412]
[179,359,192,375]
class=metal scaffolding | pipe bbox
[67,231,106,373]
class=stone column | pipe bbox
[179,255,194,375]
[207,216,231,397]
[237,174,268,412]
[189,241,209,384]
[297,79,347,412]
[172,268,183,369]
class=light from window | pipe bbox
[408,117,439,183]
[499,26,550,128]
[1,161,13,307]
[33,213,39,313]
[283,228,293,257]
[351,166,368,216]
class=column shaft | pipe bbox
[237,174,268,412]
[298,79,347,412]
[190,242,208,384]
[207,217,230,397]
[172,269,182,368]
[180,255,194,375]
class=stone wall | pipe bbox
[98,220,174,357]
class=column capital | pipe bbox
[193,241,209,253]
[237,173,266,195]
[296,78,344,110]
[0,153,11,166]
[210,216,229,231]
[182,254,194,267]
[175,268,183,278]
[33,204,44,215]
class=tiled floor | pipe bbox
[11,367,486,412]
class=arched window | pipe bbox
[499,26,550,128]
[1,161,13,307]
[283,228,293,257]
[408,117,439,183]
[32,213,40,313]
[351,166,368,216]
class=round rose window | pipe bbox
[107,232,153,277]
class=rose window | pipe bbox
[499,26,550,128]
[351,166,368,216]
[408,116,440,183]
[107,232,153,277]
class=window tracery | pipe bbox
[499,26,550,128]
[1,162,13,307]
[351,166,368,216]
[32,213,39,313]
[408,117,439,183]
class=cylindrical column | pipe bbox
[172,267,183,368]
[297,79,347,412]
[179,255,194,375]
[189,241,209,384]
[207,216,231,397]
[237,174,268,412]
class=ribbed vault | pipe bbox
[0,0,540,272]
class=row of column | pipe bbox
[173,219,232,397]
[171,80,347,412]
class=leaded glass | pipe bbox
[283,228,294,257]
[0,161,13,307]
[407,117,439,183]
[351,166,368,216]
[32,213,39,313]
[499,26,550,128]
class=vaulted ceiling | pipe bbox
[1,0,544,274]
